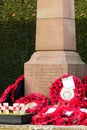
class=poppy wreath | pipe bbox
[52,105,74,126]
[83,76,87,97]
[82,119,87,125]
[31,104,87,126]
[54,106,87,126]
[49,74,85,106]
[31,105,73,125]
[68,109,87,125]
[31,104,75,125]
[15,93,49,114]
[31,105,62,125]
[11,75,24,103]
[78,97,87,109]
[0,75,24,105]
[0,84,15,105]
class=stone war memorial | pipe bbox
[24,0,87,97]
[0,0,87,130]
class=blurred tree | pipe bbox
[75,0,87,63]
[0,0,36,94]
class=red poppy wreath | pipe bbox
[31,104,62,125]
[11,75,24,103]
[49,74,85,106]
[0,75,24,105]
[15,93,49,114]
[0,84,15,105]
[53,106,87,126]
[31,104,87,126]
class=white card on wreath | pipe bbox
[45,108,57,114]
[62,76,75,89]
[80,108,87,113]
[65,111,73,116]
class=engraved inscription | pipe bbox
[26,64,67,96]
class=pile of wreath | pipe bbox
[0,74,87,125]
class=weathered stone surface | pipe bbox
[37,0,75,19]
[24,51,87,97]
[0,124,87,130]
[24,0,87,98]
[36,19,76,51]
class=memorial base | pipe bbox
[0,125,87,130]
[24,51,87,97]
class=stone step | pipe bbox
[0,125,87,130]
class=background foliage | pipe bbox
[0,0,87,94]
[75,0,87,62]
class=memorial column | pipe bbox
[24,0,87,96]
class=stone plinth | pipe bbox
[36,19,76,51]
[24,51,87,97]
[0,125,87,130]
